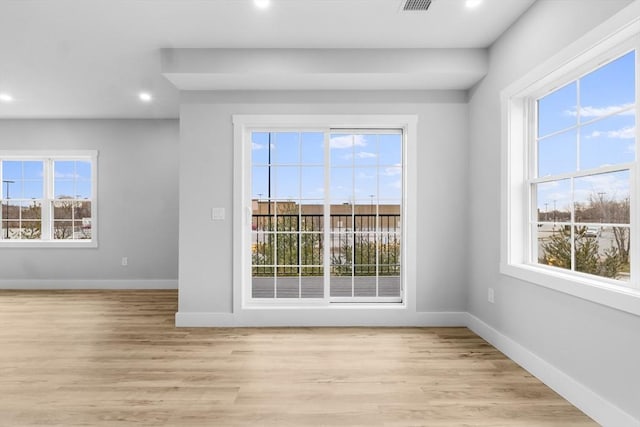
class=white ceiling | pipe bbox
[0,0,536,118]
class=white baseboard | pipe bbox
[466,313,639,427]
[175,310,467,327]
[0,279,178,290]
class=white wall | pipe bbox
[0,119,179,288]
[178,91,469,316]
[468,0,640,423]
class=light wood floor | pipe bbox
[0,290,596,426]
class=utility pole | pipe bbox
[3,180,15,239]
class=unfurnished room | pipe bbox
[0,0,639,426]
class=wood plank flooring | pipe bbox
[0,290,596,426]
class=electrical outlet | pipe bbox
[488,287,495,304]
[121,257,128,266]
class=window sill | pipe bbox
[0,240,97,249]
[500,263,640,317]
[242,302,407,310]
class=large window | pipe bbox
[0,151,97,247]
[502,30,640,316]
[532,51,634,283]
[251,130,403,302]
[235,115,416,308]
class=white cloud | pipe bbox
[54,173,80,179]
[587,126,635,140]
[565,103,635,118]
[382,164,402,176]
[342,151,378,160]
[356,171,374,179]
[356,151,377,159]
[330,135,366,149]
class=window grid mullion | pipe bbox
[323,130,331,302]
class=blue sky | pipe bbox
[536,50,635,219]
[2,160,92,200]
[252,131,402,205]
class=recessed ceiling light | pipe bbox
[465,0,482,8]
[254,0,270,10]
[138,92,153,102]
[0,93,14,103]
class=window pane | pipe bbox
[53,221,73,239]
[300,167,323,199]
[23,161,43,180]
[537,225,572,271]
[22,201,41,220]
[580,113,635,170]
[53,201,73,219]
[354,168,376,200]
[354,134,378,166]
[330,134,357,167]
[276,208,298,232]
[379,274,401,297]
[23,181,43,199]
[580,51,635,122]
[54,161,74,179]
[330,168,353,201]
[330,233,352,271]
[274,166,298,200]
[253,201,274,231]
[300,202,323,232]
[75,161,91,180]
[253,232,274,266]
[252,275,274,298]
[301,274,324,298]
[2,220,18,239]
[73,221,91,240]
[273,132,299,164]
[74,201,91,221]
[379,133,402,166]
[276,233,299,266]
[379,204,401,233]
[54,181,74,199]
[574,170,630,224]
[252,132,271,165]
[2,161,22,181]
[300,132,324,164]
[354,233,376,265]
[379,169,402,200]
[354,275,376,297]
[75,181,91,199]
[535,179,571,222]
[354,210,376,233]
[538,129,577,177]
[538,82,577,137]
[574,226,630,281]
[330,274,352,297]
[330,203,352,232]
[21,220,41,240]
[276,277,299,298]
[380,233,401,267]
[301,233,323,266]
[252,166,271,200]
[4,202,19,219]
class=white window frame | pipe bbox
[233,115,417,310]
[0,150,98,248]
[501,14,640,316]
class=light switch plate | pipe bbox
[212,208,225,221]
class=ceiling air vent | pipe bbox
[401,0,432,12]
